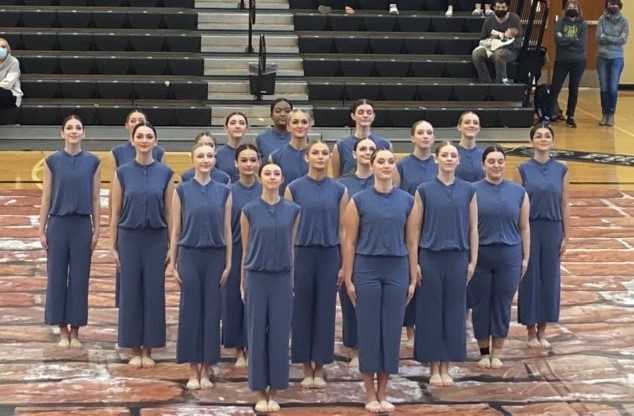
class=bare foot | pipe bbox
[200,377,214,389]
[300,376,314,388]
[141,355,156,368]
[441,373,454,386]
[539,337,551,349]
[477,356,491,368]
[365,400,382,413]
[380,400,395,412]
[69,337,82,348]
[235,354,247,368]
[527,337,541,348]
[490,357,503,368]
[128,355,142,368]
[349,355,359,367]
[186,377,200,390]
[312,376,327,388]
[268,399,280,412]
[254,399,268,413]
[57,336,70,348]
[429,374,443,386]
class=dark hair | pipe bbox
[350,98,375,115]
[529,123,555,141]
[369,148,393,164]
[225,111,249,127]
[434,141,457,156]
[131,122,157,140]
[235,143,260,161]
[306,139,329,153]
[258,162,283,177]
[607,0,622,9]
[191,141,215,156]
[61,114,83,130]
[270,98,293,114]
[353,137,377,152]
[494,0,510,6]
[457,111,480,126]
[125,109,147,124]
[564,0,583,18]
[194,131,216,146]
[482,145,506,163]
[410,120,433,136]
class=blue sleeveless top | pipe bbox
[455,145,484,183]
[215,144,239,182]
[112,142,164,167]
[519,158,567,221]
[230,180,262,245]
[270,143,308,194]
[397,154,437,195]
[256,127,291,162]
[47,150,100,216]
[475,179,525,246]
[336,134,390,176]
[338,173,374,197]
[181,167,230,185]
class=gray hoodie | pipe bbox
[0,55,22,107]
[597,10,629,59]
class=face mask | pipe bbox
[494,9,508,18]
[607,6,620,14]
[0,48,7,60]
[565,9,578,18]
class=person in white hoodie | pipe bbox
[0,38,22,109]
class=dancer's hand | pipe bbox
[406,283,416,305]
[173,265,183,287]
[337,268,344,287]
[219,268,230,287]
[111,248,120,270]
[560,237,568,257]
[520,258,529,279]
[467,262,476,281]
[346,281,357,307]
[39,232,48,250]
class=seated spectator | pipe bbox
[318,0,354,14]
[471,0,522,84]
[446,1,493,17]
[0,38,22,110]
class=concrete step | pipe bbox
[198,12,293,31]
[195,0,289,9]
[212,104,312,126]
[205,56,304,76]
[208,79,308,100]
[202,34,298,53]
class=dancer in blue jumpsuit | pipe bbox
[256,98,292,161]
[225,143,261,367]
[241,162,300,414]
[455,111,485,182]
[470,145,530,369]
[332,99,390,177]
[408,142,478,387]
[337,138,376,367]
[39,115,101,348]
[169,142,232,390]
[286,140,347,388]
[180,133,230,184]
[110,110,164,308]
[110,122,174,368]
[270,109,310,194]
[396,120,437,345]
[216,112,249,182]
[517,125,569,349]
[342,149,416,414]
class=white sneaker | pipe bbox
[472,7,483,15]
[484,5,493,15]
[389,3,399,15]
[445,5,453,16]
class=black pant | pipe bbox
[550,60,585,119]
[0,88,16,109]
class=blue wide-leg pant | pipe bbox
[222,242,246,349]
[291,246,340,365]
[339,285,357,348]
[45,215,92,327]
[354,255,408,374]
[246,270,292,391]
[177,246,224,364]
[518,220,563,325]
[403,288,418,328]
[415,249,468,363]
[468,244,522,340]
[117,227,167,348]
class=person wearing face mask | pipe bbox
[549,0,587,128]
[0,38,22,110]
[597,0,629,127]
[472,0,522,84]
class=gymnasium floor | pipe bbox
[0,89,633,415]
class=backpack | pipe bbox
[533,84,551,121]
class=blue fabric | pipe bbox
[176,179,229,248]
[354,255,408,374]
[336,134,390,176]
[246,270,292,391]
[270,144,308,194]
[468,244,522,339]
[117,161,173,230]
[597,56,625,114]
[47,150,99,216]
[397,154,437,195]
[475,179,525,246]
[415,249,468,362]
[256,127,291,162]
[216,145,238,182]
[353,188,413,257]
[117,228,167,348]
[112,142,164,167]
[242,198,300,272]
[291,246,339,365]
[181,167,230,185]
[338,173,374,197]
[518,158,567,221]
[288,176,345,247]
[176,246,224,364]
[518,220,563,325]
[44,215,92,327]
[230,181,262,245]
[339,285,357,348]
[455,145,484,183]
[222,242,247,348]
[418,178,475,251]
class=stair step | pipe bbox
[204,56,304,76]
[212,104,312,126]
[198,12,293,31]
[195,0,289,9]
[202,34,298,53]
[208,80,308,100]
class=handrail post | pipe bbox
[246,0,255,53]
